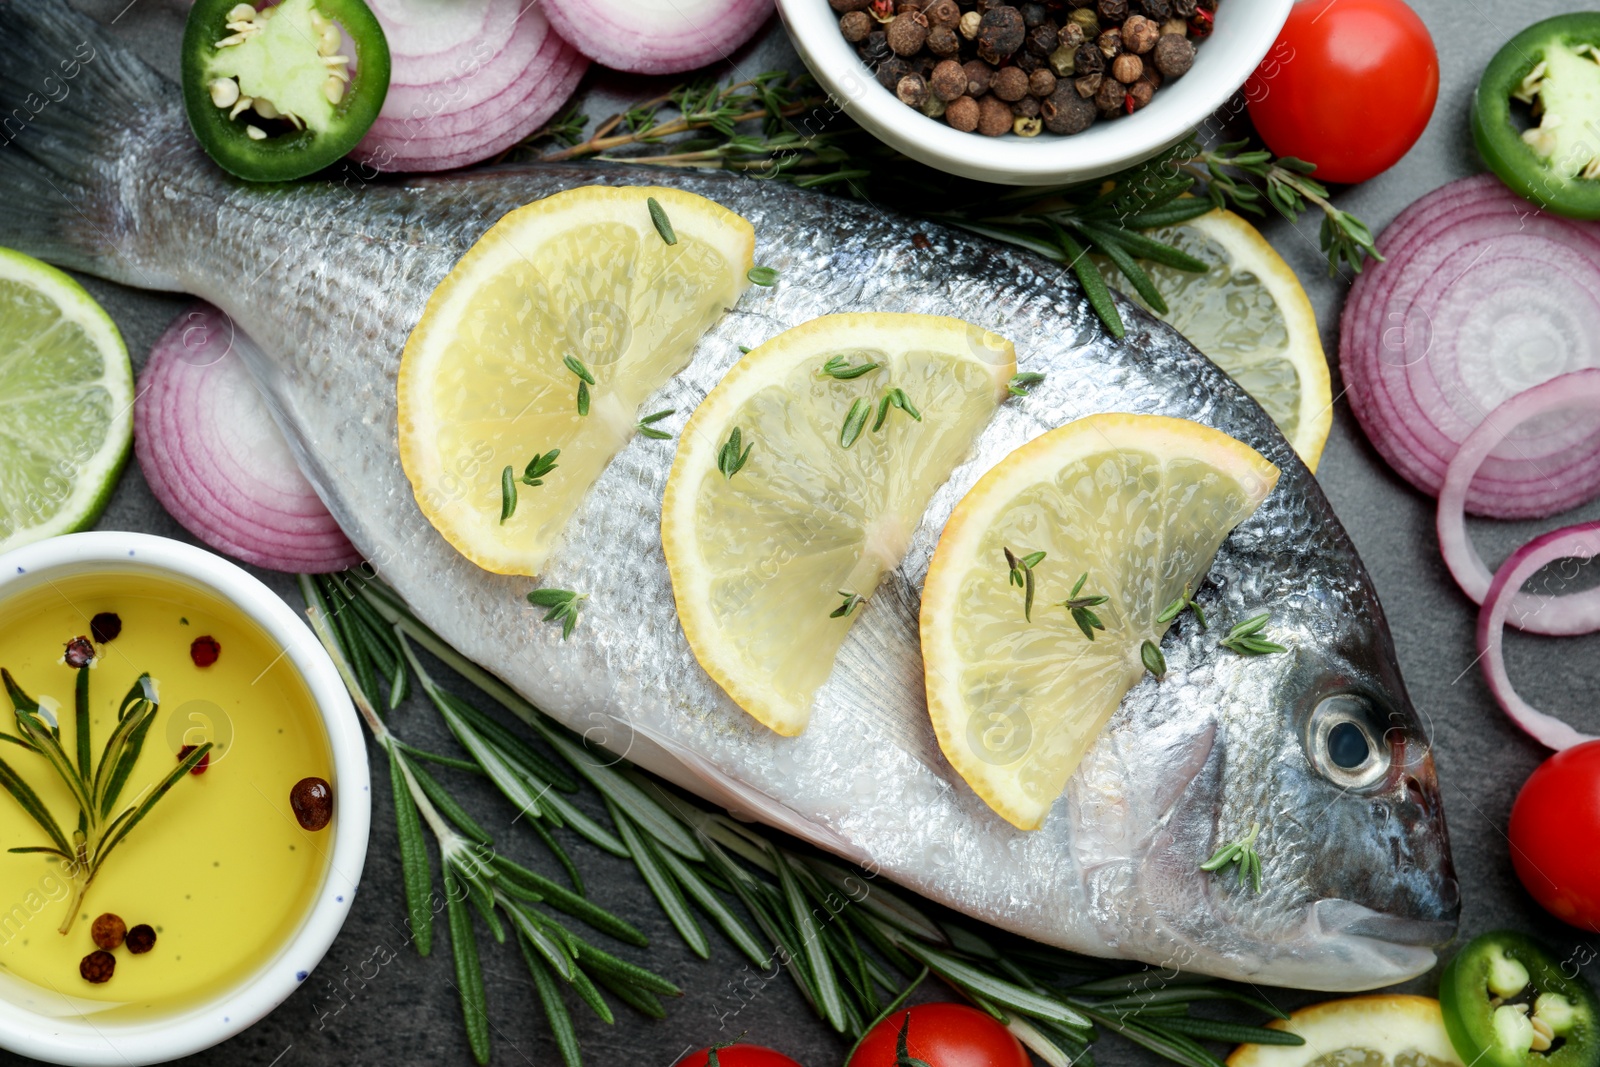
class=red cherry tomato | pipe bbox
[848,1004,1029,1067]
[1244,0,1438,185]
[677,1046,804,1067]
[1509,740,1600,932]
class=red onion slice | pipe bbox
[543,0,773,75]
[1341,177,1600,519]
[134,304,362,574]
[1478,521,1600,750]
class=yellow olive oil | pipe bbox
[0,568,333,1017]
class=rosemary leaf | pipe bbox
[896,938,1092,1030]
[819,355,880,380]
[1055,226,1124,339]
[612,801,709,958]
[1158,1015,1305,1047]
[747,266,779,286]
[444,865,493,1065]
[405,757,494,846]
[500,465,517,524]
[0,753,71,854]
[1141,639,1167,679]
[636,409,675,439]
[653,844,770,967]
[492,854,648,947]
[1007,372,1045,397]
[573,938,683,997]
[840,397,872,448]
[772,844,847,1031]
[718,427,754,479]
[73,668,90,781]
[390,750,436,956]
[523,449,561,486]
[519,937,583,1067]
[96,742,211,869]
[589,968,668,1019]
[505,902,577,980]
[1082,223,1169,315]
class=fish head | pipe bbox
[1084,583,1459,990]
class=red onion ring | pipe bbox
[1439,369,1600,635]
[1341,177,1600,519]
[1478,521,1600,750]
[543,0,774,75]
[134,305,362,574]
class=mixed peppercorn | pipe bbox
[79,912,158,984]
[834,0,1213,136]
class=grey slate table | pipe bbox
[10,0,1600,1063]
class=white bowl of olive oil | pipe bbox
[0,532,370,1065]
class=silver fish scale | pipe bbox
[92,111,1453,987]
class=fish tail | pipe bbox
[0,0,178,282]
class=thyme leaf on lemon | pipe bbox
[647,196,677,245]
[840,397,872,449]
[1201,821,1264,892]
[1156,584,1207,630]
[563,355,595,416]
[1141,639,1167,680]
[1062,572,1110,641]
[746,266,779,286]
[526,589,588,640]
[1219,613,1286,656]
[1004,547,1046,622]
[818,354,880,380]
[872,388,922,432]
[717,427,753,479]
[831,592,866,619]
[636,409,675,440]
[1008,372,1046,397]
[522,449,561,486]
[499,466,517,524]
[0,665,211,934]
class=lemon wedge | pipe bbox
[920,413,1279,830]
[399,186,754,576]
[662,313,1015,736]
[1100,208,1332,471]
[1228,996,1464,1067]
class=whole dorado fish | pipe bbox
[0,0,1456,989]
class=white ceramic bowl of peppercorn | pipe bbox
[778,0,1291,184]
[0,532,370,1065]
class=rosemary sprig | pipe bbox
[1219,613,1286,656]
[717,427,753,479]
[527,589,588,640]
[303,572,1306,1067]
[820,355,881,380]
[831,591,866,619]
[529,74,1380,337]
[1003,547,1046,623]
[636,410,675,440]
[0,664,210,933]
[1062,573,1109,641]
[1200,821,1264,893]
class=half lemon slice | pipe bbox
[399,186,754,576]
[1228,996,1464,1067]
[920,413,1279,830]
[1100,208,1332,471]
[663,313,1015,736]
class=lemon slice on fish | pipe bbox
[1228,995,1464,1067]
[1100,208,1332,472]
[0,246,133,554]
[398,186,754,576]
[662,313,1015,736]
[920,413,1279,830]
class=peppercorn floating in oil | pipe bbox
[831,0,1213,137]
[91,913,127,951]
[290,776,333,831]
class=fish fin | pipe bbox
[0,0,177,279]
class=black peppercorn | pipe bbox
[1028,67,1057,96]
[63,636,94,669]
[829,0,872,13]
[1019,1,1046,26]
[1171,0,1197,14]
[90,612,121,644]
[1127,69,1157,108]
[975,5,1025,62]
[1152,32,1194,77]
[1014,50,1041,73]
[1097,0,1128,21]
[1042,84,1096,132]
[1013,93,1041,118]
[875,55,914,90]
[80,951,115,983]
[125,924,156,954]
[859,29,890,60]
[291,776,334,831]
[927,24,961,54]
[1025,20,1058,55]
[896,72,929,107]
[1136,0,1170,18]
[1094,74,1127,113]
[1074,41,1103,75]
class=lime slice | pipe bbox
[1101,208,1333,471]
[0,247,133,554]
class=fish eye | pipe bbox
[1307,695,1390,789]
